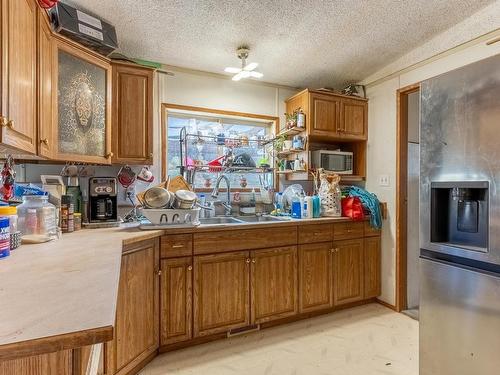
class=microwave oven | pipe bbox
[311,150,353,174]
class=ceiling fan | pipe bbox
[224,47,263,81]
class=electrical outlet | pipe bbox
[379,174,390,187]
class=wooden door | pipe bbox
[364,236,381,299]
[310,93,341,137]
[37,11,55,158]
[299,242,333,313]
[160,257,193,346]
[0,0,37,154]
[0,350,72,375]
[333,238,365,306]
[340,98,367,140]
[106,239,159,375]
[193,251,250,337]
[112,62,154,164]
[251,246,298,324]
[53,38,112,164]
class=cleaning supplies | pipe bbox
[304,195,313,219]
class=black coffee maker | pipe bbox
[88,177,118,223]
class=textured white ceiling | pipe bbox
[67,0,494,88]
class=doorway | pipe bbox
[396,84,420,316]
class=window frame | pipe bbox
[161,103,280,192]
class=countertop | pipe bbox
[0,216,363,360]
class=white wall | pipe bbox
[363,26,500,306]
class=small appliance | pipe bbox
[311,150,353,174]
[88,177,118,223]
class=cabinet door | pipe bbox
[193,251,250,337]
[37,11,55,159]
[106,239,159,375]
[0,0,37,154]
[53,39,112,164]
[251,246,298,324]
[160,257,192,346]
[299,242,333,313]
[112,63,154,165]
[333,239,364,306]
[340,98,367,140]
[310,93,341,137]
[364,237,381,299]
[0,350,72,375]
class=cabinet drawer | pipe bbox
[298,224,334,244]
[161,234,193,258]
[194,226,297,255]
[364,221,381,237]
[333,222,364,240]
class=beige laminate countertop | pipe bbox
[0,216,364,361]
[0,224,162,361]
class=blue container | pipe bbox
[0,217,10,259]
[291,198,302,219]
[312,195,321,218]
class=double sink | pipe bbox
[199,215,290,225]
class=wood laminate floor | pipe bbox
[140,303,418,375]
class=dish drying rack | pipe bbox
[177,127,276,183]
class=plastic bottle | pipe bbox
[299,192,306,218]
[0,217,10,259]
[291,196,302,219]
[199,194,206,219]
[305,196,313,219]
[312,195,321,218]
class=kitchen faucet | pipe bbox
[211,174,232,216]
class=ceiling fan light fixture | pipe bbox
[225,47,263,81]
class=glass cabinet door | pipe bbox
[55,41,112,164]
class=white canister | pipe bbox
[297,112,305,128]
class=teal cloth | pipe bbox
[348,186,382,229]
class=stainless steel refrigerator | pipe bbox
[420,53,500,375]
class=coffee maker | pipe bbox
[88,177,118,223]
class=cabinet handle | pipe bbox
[314,232,322,236]
[347,229,353,233]
[149,152,154,158]
[252,259,256,264]
[105,152,114,158]
[40,138,49,146]
[6,120,13,129]
[187,265,193,271]
[157,269,162,276]
[0,116,7,127]
[330,248,335,253]
[246,258,251,264]
[171,244,184,248]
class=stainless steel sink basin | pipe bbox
[235,216,288,223]
[198,217,244,225]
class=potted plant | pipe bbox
[285,112,297,129]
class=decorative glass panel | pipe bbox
[58,50,106,156]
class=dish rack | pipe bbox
[139,207,201,229]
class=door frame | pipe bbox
[395,83,420,312]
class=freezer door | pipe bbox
[420,257,500,375]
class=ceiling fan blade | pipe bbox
[249,71,263,78]
[244,62,258,71]
[232,71,246,81]
[225,67,241,73]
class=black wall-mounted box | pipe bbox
[49,2,118,56]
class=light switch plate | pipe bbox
[379,174,390,187]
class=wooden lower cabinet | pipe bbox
[105,239,159,375]
[0,350,72,375]
[160,257,193,345]
[333,239,365,306]
[193,251,250,337]
[299,242,334,313]
[251,246,298,323]
[364,237,382,298]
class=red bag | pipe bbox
[38,0,58,9]
[341,197,365,221]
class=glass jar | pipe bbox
[17,195,57,238]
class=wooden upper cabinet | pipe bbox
[160,257,193,346]
[37,11,55,159]
[333,238,364,306]
[112,62,154,165]
[310,93,341,138]
[340,98,367,140]
[251,246,298,324]
[52,37,112,164]
[299,242,333,313]
[106,239,159,375]
[0,0,38,154]
[364,236,381,299]
[193,251,250,337]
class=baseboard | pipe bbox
[376,298,398,311]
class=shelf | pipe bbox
[340,175,366,182]
[276,170,307,175]
[191,165,274,174]
[277,127,306,137]
[277,148,305,158]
